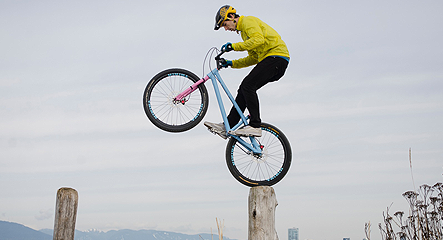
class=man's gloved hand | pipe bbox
[221,42,233,52]
[220,58,232,68]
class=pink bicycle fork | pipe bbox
[173,75,210,102]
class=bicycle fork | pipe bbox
[173,75,210,103]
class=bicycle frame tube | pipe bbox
[207,69,249,130]
[207,68,262,155]
[173,68,262,155]
[173,69,248,129]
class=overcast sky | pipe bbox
[1,1,442,240]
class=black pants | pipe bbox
[227,56,289,128]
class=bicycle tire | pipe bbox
[225,122,292,187]
[143,68,209,132]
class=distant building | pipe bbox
[288,227,299,240]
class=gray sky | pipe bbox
[1,1,442,240]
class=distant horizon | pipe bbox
[1,220,237,240]
[1,220,225,235]
[0,219,378,240]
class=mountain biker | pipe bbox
[204,5,290,139]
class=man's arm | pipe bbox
[232,18,264,51]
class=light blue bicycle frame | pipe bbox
[208,68,262,155]
[176,68,262,155]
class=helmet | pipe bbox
[214,5,236,30]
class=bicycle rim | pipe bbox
[143,68,208,132]
[225,123,292,187]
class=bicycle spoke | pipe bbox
[143,68,208,132]
[227,123,291,185]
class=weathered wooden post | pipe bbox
[248,186,278,240]
[53,187,78,240]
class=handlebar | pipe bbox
[215,50,227,70]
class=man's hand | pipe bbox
[220,58,232,68]
[221,42,233,52]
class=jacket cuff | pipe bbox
[231,42,238,51]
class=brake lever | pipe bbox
[215,51,225,61]
[215,51,226,70]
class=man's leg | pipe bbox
[227,89,247,128]
[230,57,289,128]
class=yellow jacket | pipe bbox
[231,15,290,68]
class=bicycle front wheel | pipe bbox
[225,123,292,187]
[143,68,209,132]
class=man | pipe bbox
[205,5,290,139]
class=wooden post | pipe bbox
[248,186,278,240]
[53,187,78,240]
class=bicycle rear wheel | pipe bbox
[143,68,209,132]
[225,123,292,187]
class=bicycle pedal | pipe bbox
[207,128,217,134]
[228,130,259,137]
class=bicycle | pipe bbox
[142,47,292,187]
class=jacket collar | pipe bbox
[236,15,244,31]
